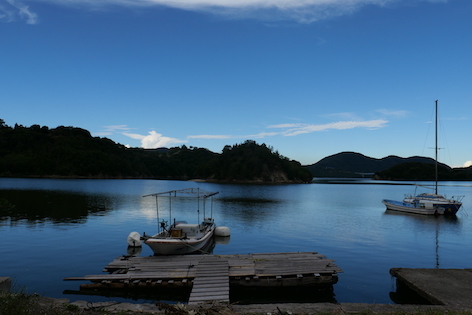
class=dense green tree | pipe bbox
[201,140,312,183]
[0,121,310,183]
[375,162,454,180]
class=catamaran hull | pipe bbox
[382,199,460,215]
[144,228,215,255]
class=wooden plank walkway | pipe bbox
[64,252,342,303]
[188,256,229,304]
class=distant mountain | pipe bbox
[305,152,443,178]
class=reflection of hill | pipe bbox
[218,197,281,226]
[0,190,114,225]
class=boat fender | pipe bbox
[127,231,143,247]
[215,235,230,245]
[214,226,231,237]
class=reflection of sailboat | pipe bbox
[382,100,463,215]
[384,211,459,268]
[387,213,459,304]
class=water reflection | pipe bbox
[218,196,282,227]
[383,209,461,229]
[2,178,472,304]
[0,189,114,225]
[126,235,229,258]
[219,197,279,204]
[384,209,461,271]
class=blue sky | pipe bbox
[1,0,471,167]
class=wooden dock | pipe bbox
[188,256,229,304]
[65,252,342,304]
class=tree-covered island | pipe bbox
[0,120,312,183]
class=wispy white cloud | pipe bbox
[320,112,363,120]
[1,0,38,24]
[11,0,446,24]
[376,109,409,118]
[97,116,388,148]
[268,119,388,136]
[190,119,388,140]
[0,4,14,22]
[124,130,187,148]
[188,131,279,140]
[188,134,233,139]
[121,132,144,140]
[249,131,280,138]
[463,161,472,168]
[94,125,133,136]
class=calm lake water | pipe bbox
[1,178,472,304]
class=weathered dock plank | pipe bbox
[188,257,229,304]
[65,252,342,303]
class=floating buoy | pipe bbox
[127,231,143,247]
[214,226,230,237]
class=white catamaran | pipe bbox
[127,188,230,255]
[382,100,463,215]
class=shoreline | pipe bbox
[2,277,471,314]
[10,295,468,314]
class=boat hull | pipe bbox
[144,227,215,255]
[382,199,460,215]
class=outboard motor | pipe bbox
[127,231,143,247]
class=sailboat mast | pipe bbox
[435,100,438,195]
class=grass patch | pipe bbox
[0,291,143,315]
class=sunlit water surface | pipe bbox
[1,178,472,304]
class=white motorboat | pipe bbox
[127,188,230,255]
[382,100,463,215]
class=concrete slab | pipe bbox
[391,268,472,307]
[0,277,11,294]
[340,303,448,314]
[29,297,472,314]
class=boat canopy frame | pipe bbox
[143,188,219,199]
[143,188,219,233]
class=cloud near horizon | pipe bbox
[123,130,187,148]
[1,0,447,24]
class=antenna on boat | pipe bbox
[210,194,213,219]
[155,195,160,232]
[435,100,438,195]
[202,193,205,222]
[197,188,201,223]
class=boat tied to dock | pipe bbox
[127,188,230,255]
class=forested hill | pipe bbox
[306,151,472,180]
[306,152,440,177]
[0,121,312,183]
